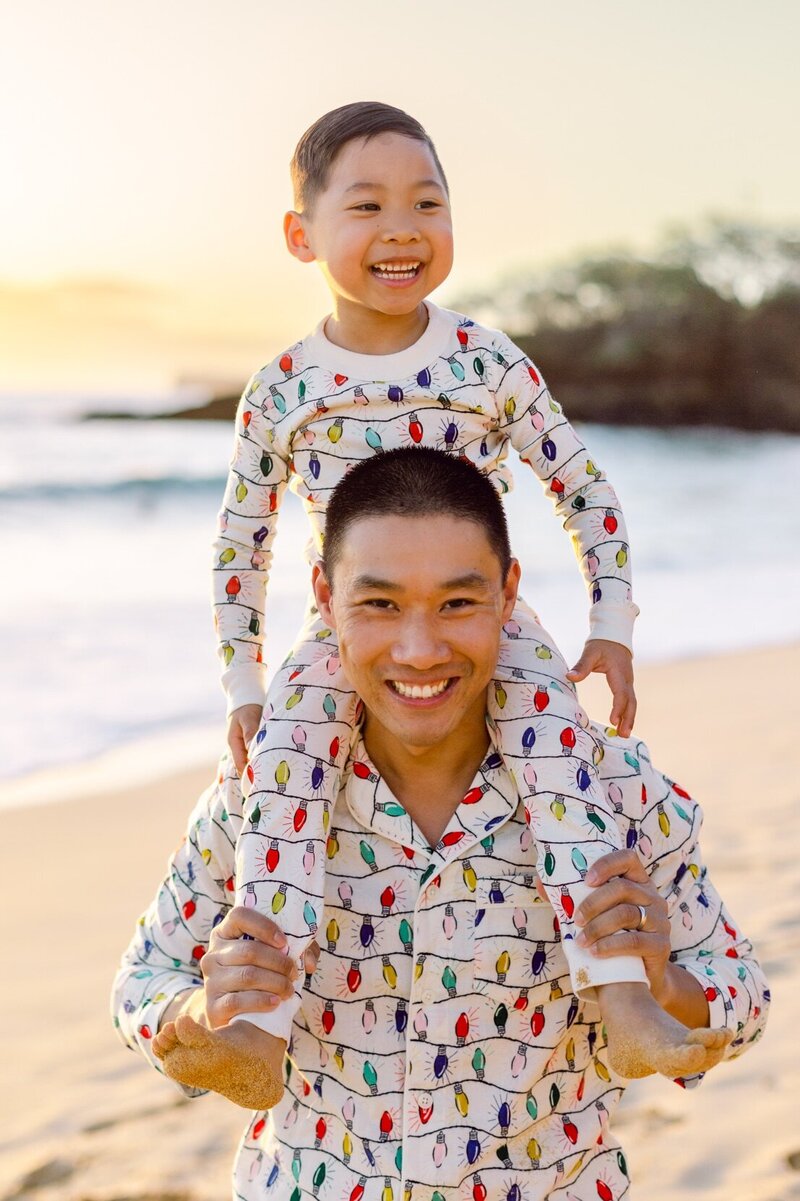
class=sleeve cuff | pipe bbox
[587,601,640,652]
[230,992,302,1043]
[224,665,269,716]
[560,936,649,1005]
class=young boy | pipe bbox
[167,101,708,1109]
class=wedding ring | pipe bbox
[635,904,648,931]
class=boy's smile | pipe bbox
[284,132,454,354]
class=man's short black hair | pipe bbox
[290,101,449,216]
[322,448,512,584]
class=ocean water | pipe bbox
[2,395,799,795]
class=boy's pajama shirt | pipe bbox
[112,725,769,1201]
[212,302,648,1039]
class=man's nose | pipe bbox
[391,616,448,669]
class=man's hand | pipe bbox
[573,849,671,1004]
[567,638,636,737]
[227,704,264,776]
[157,907,320,1035]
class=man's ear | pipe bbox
[284,210,316,263]
[312,563,336,627]
[501,559,521,622]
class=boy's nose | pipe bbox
[380,222,421,244]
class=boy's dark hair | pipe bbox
[322,448,512,584]
[291,101,449,215]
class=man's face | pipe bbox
[286,132,454,319]
[313,514,520,756]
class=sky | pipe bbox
[1,0,798,395]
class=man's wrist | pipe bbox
[654,962,711,1028]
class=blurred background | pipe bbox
[1,0,799,793]
[2,6,799,1201]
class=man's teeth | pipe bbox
[391,679,449,699]
[372,262,421,279]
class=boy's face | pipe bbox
[286,132,453,321]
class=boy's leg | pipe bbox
[158,611,357,1109]
[491,601,728,1078]
[491,597,648,996]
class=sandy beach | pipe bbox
[1,642,798,1201]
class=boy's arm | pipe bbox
[495,342,639,652]
[212,374,291,716]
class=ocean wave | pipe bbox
[0,472,226,503]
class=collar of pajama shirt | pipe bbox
[242,735,632,1201]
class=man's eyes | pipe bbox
[359,597,475,611]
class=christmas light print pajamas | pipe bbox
[212,301,648,1041]
[112,728,769,1201]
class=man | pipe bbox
[113,448,768,1201]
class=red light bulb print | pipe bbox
[321,1001,335,1035]
[560,726,577,754]
[455,1012,470,1045]
[225,576,241,602]
[602,510,618,535]
[265,840,280,872]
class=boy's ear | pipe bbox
[312,563,336,627]
[284,210,316,263]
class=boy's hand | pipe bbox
[227,703,264,775]
[567,638,637,737]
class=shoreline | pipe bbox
[1,640,797,1200]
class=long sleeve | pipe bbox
[495,342,639,650]
[111,759,244,1083]
[660,823,770,1078]
[212,374,292,715]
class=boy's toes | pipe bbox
[686,1026,732,1051]
[152,1022,178,1058]
[174,1013,214,1049]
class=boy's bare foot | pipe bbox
[153,1015,285,1109]
[599,984,733,1079]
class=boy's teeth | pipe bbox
[373,262,420,278]
[392,679,449,699]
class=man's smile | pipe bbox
[387,677,457,702]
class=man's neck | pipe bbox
[362,712,490,849]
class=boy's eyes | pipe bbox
[349,200,441,212]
